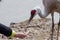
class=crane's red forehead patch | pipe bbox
[31,10,36,15]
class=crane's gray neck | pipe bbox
[38,6,49,18]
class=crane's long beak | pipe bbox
[28,14,35,24]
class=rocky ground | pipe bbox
[0,18,60,40]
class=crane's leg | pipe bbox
[57,14,60,40]
[51,12,54,40]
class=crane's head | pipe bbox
[28,7,48,24]
[28,9,37,24]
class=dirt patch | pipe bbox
[0,18,60,40]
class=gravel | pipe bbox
[0,18,60,40]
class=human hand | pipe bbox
[14,32,28,39]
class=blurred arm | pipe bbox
[0,23,16,38]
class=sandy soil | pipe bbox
[0,18,60,40]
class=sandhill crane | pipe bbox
[28,0,60,40]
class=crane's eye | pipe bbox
[31,10,36,15]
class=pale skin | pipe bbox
[28,0,60,40]
[14,33,27,39]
